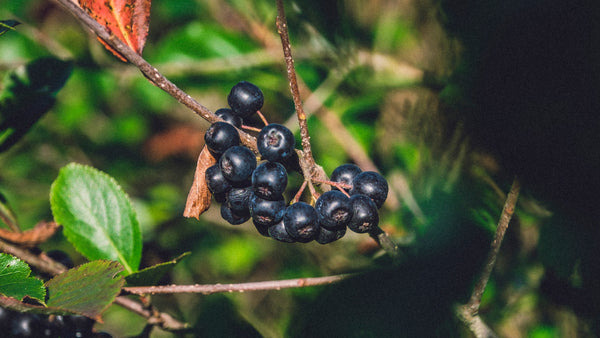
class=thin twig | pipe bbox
[457,177,521,338]
[468,177,520,312]
[112,297,188,331]
[275,0,316,170]
[368,227,403,263]
[122,273,353,295]
[52,0,258,153]
[0,238,67,275]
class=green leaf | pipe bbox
[125,252,190,286]
[50,163,142,274]
[46,260,124,320]
[0,57,73,152]
[0,20,20,37]
[0,253,45,303]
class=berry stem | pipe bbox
[275,0,316,170]
[311,178,353,197]
[242,125,263,132]
[256,110,269,126]
[292,180,308,204]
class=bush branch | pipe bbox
[275,0,316,170]
[122,273,353,295]
[457,177,521,338]
[52,0,257,153]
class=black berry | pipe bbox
[348,194,379,233]
[257,124,295,162]
[249,194,286,227]
[252,161,288,200]
[226,186,253,213]
[253,220,270,237]
[283,202,319,242]
[315,190,352,230]
[219,146,257,183]
[0,307,13,331]
[350,171,389,209]
[10,313,45,338]
[215,108,242,128]
[205,164,232,195]
[227,81,264,118]
[315,226,346,244]
[221,204,251,225]
[330,163,362,192]
[267,220,296,243]
[46,250,74,269]
[60,315,95,338]
[204,122,240,156]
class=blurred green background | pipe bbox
[1,0,598,337]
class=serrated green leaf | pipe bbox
[0,253,45,303]
[0,57,72,152]
[50,163,142,274]
[125,252,190,286]
[46,260,124,320]
[0,20,20,37]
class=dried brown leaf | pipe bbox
[0,221,59,246]
[183,146,216,219]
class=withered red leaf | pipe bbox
[78,0,151,61]
[183,145,216,219]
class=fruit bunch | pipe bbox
[205,81,388,244]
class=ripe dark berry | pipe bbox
[267,221,296,243]
[253,221,270,237]
[283,202,319,243]
[46,250,74,269]
[205,164,232,195]
[330,163,362,192]
[315,226,346,244]
[204,122,240,156]
[226,186,253,213]
[0,307,14,331]
[219,146,257,182]
[249,194,286,227]
[221,204,250,225]
[60,315,95,338]
[350,171,389,209]
[257,124,295,162]
[252,161,288,200]
[10,313,45,338]
[215,108,242,128]
[227,81,264,118]
[315,190,352,230]
[348,194,379,233]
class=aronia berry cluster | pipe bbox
[206,81,389,244]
